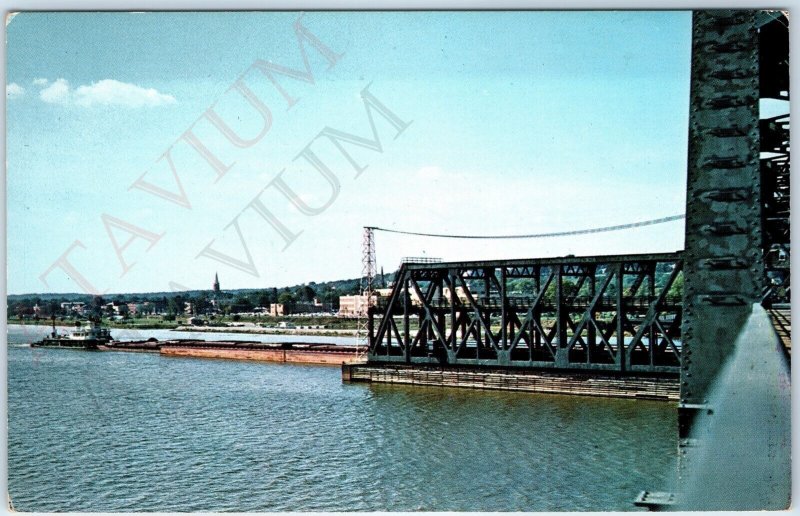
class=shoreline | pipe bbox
[173,325,359,337]
[7,320,359,338]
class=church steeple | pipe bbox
[213,272,220,293]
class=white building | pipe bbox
[60,301,86,313]
[338,294,377,317]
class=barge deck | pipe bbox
[100,339,362,366]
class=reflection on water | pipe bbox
[8,326,677,511]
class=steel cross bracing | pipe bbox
[759,14,790,305]
[367,252,683,374]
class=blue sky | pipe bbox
[7,11,692,295]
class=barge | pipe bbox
[102,339,363,366]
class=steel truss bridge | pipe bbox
[358,9,789,511]
[364,10,789,387]
[368,253,683,373]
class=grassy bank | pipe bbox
[7,315,360,332]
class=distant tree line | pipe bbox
[7,275,370,320]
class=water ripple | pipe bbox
[8,327,677,511]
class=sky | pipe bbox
[6,11,694,295]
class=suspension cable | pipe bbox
[370,214,685,240]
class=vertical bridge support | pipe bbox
[680,9,764,441]
[677,9,789,510]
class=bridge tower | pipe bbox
[677,9,789,509]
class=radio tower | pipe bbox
[356,227,376,354]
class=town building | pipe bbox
[292,302,327,315]
[207,272,222,314]
[372,285,470,306]
[60,301,86,313]
[135,302,158,315]
[338,294,377,317]
[105,302,129,316]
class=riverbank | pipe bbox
[173,325,358,337]
[7,318,178,330]
[8,324,357,347]
[7,319,359,337]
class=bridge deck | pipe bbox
[768,305,791,356]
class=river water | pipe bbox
[7,324,678,511]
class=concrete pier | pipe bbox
[342,363,679,401]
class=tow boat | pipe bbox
[32,317,113,350]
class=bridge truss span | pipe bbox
[368,252,683,374]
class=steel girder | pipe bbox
[670,12,790,508]
[761,117,790,304]
[759,14,790,303]
[368,252,683,373]
[680,9,767,437]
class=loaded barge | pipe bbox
[30,318,362,365]
[103,339,362,366]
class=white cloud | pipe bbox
[74,79,176,107]
[39,78,70,104]
[6,82,25,99]
[37,77,176,108]
[32,78,48,86]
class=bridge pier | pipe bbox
[343,362,679,401]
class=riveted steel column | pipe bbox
[616,263,626,371]
[403,276,410,362]
[500,266,508,353]
[679,5,764,454]
[555,265,568,367]
[368,305,375,350]
[648,264,656,366]
[588,265,597,356]
[448,270,457,362]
